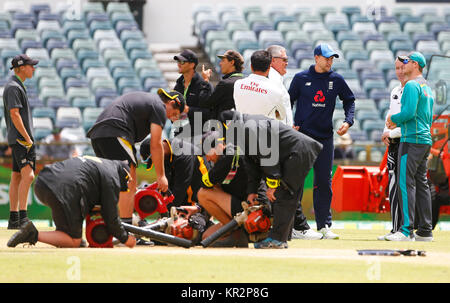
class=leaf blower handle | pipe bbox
[200,219,240,248]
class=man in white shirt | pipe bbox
[267,45,294,126]
[378,58,406,240]
[233,50,286,122]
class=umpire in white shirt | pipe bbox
[378,57,407,240]
[233,50,286,122]
[266,45,322,240]
[266,45,294,126]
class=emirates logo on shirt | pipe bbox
[314,90,325,102]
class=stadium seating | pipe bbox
[0,2,167,151]
[193,4,450,151]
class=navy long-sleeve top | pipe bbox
[288,65,356,139]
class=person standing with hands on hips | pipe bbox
[288,44,355,239]
[386,52,434,242]
[3,54,39,229]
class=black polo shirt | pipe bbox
[201,144,247,201]
[87,92,167,144]
[2,75,34,145]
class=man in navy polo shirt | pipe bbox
[288,43,355,239]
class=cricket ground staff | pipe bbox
[7,156,136,248]
[3,54,39,229]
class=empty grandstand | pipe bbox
[0,0,168,155]
[1,0,450,162]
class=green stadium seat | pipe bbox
[276,22,301,37]
[120,30,144,44]
[110,12,135,27]
[32,107,56,121]
[129,49,152,64]
[15,29,39,45]
[72,39,96,53]
[403,22,427,36]
[90,77,117,93]
[242,6,262,20]
[378,22,401,36]
[66,86,92,103]
[134,58,158,74]
[55,107,82,128]
[117,77,141,94]
[124,39,149,55]
[106,2,131,15]
[38,77,64,90]
[82,107,104,131]
[62,21,87,36]
[341,40,364,53]
[39,86,65,103]
[72,97,96,109]
[285,30,309,48]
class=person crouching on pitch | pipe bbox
[7,156,136,248]
[197,131,268,246]
[219,110,323,248]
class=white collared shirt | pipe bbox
[233,73,286,122]
[384,85,403,138]
[268,67,294,126]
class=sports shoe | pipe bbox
[292,228,323,240]
[385,231,414,242]
[414,234,433,242]
[377,232,394,241]
[7,219,20,230]
[318,226,339,239]
[254,237,288,249]
[19,217,31,228]
[136,238,155,246]
[7,221,38,247]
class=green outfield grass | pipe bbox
[0,228,449,283]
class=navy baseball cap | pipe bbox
[10,54,39,70]
[314,44,339,58]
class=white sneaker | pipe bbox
[318,226,339,239]
[415,234,433,242]
[377,232,394,241]
[292,229,323,240]
[385,231,414,241]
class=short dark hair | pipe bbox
[250,50,272,73]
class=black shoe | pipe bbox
[137,219,149,227]
[7,221,38,247]
[18,217,31,229]
[7,219,20,230]
[136,238,155,246]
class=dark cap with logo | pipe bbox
[10,54,39,70]
[173,49,198,65]
[157,88,186,113]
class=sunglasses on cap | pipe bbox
[398,56,410,65]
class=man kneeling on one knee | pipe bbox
[197,131,268,246]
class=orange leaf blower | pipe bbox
[134,182,174,219]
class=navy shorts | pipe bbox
[11,143,36,172]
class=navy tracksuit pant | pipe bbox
[294,136,334,230]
